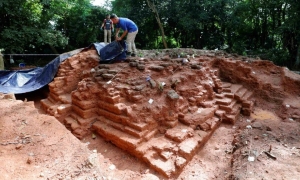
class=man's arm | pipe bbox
[115,28,120,38]
[119,30,128,40]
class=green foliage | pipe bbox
[0,0,300,69]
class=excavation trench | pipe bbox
[2,48,300,179]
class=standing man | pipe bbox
[110,14,138,57]
[100,14,114,44]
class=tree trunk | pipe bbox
[146,0,168,49]
[294,45,300,69]
[49,44,59,54]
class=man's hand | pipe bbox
[115,36,122,41]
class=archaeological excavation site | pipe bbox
[1,46,300,179]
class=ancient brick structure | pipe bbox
[41,48,257,177]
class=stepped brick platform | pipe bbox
[41,48,259,177]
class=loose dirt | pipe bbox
[0,48,300,180]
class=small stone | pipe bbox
[109,164,116,170]
[248,156,255,162]
[101,73,114,79]
[252,122,263,129]
[137,64,145,70]
[266,126,272,131]
[254,136,259,140]
[191,64,201,69]
[167,90,179,100]
[246,125,252,129]
[27,156,33,164]
[16,144,23,149]
[129,62,138,67]
[149,65,165,71]
[149,79,156,88]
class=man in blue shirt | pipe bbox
[110,14,138,57]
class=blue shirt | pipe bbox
[115,18,138,33]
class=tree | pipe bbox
[146,0,167,48]
[0,0,68,54]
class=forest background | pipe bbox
[0,0,299,70]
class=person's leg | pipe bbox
[126,30,138,55]
[108,30,111,43]
[104,29,108,44]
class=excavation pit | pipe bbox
[1,47,300,179]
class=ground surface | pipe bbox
[0,48,300,180]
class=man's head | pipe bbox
[105,14,110,19]
[110,14,119,24]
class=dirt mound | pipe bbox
[0,94,101,179]
[1,47,300,179]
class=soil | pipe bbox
[0,47,300,180]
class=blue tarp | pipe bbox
[0,41,126,94]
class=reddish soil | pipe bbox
[1,47,300,180]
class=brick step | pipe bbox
[199,99,216,108]
[54,76,65,81]
[98,107,156,134]
[222,82,232,89]
[49,92,60,103]
[199,117,221,132]
[138,128,212,178]
[234,88,248,102]
[230,84,243,94]
[143,129,158,142]
[241,91,253,102]
[56,104,72,115]
[215,109,226,119]
[242,100,254,109]
[241,101,254,116]
[98,101,126,115]
[65,116,80,131]
[47,93,57,104]
[51,88,65,96]
[163,120,178,128]
[143,149,177,177]
[73,105,97,119]
[215,93,224,98]
[223,88,232,93]
[179,106,217,126]
[216,97,233,105]
[69,113,96,126]
[223,113,240,124]
[72,128,86,140]
[230,103,242,115]
[224,92,234,98]
[40,98,54,111]
[92,121,142,152]
[72,98,97,110]
[58,94,72,104]
[165,123,194,143]
[219,99,237,112]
